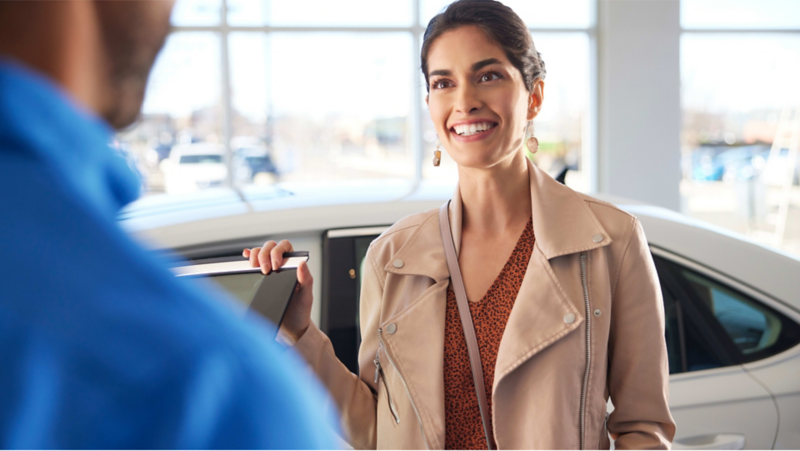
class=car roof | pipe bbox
[120,179,800,311]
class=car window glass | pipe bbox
[681,269,780,354]
[669,264,800,363]
[179,155,223,164]
[655,256,726,374]
[682,307,725,372]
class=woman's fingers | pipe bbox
[244,240,295,274]
[246,247,262,268]
[270,240,294,271]
[257,241,278,274]
[297,260,313,288]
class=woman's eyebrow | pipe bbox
[472,58,501,71]
[429,58,501,78]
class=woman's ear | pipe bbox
[527,79,544,120]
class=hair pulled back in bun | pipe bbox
[421,0,546,93]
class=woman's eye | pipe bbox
[480,72,501,82]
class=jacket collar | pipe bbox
[384,158,612,278]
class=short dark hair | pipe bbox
[421,0,546,93]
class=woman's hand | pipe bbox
[243,240,313,343]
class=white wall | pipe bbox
[597,0,681,211]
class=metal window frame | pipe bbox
[169,0,598,190]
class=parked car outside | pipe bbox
[234,146,279,185]
[120,180,800,450]
[161,143,228,195]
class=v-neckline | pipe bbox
[467,216,534,304]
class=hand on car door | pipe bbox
[243,240,313,343]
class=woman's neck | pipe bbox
[457,150,532,236]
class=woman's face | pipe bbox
[426,25,542,170]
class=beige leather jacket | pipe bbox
[295,160,676,449]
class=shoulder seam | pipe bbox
[372,222,419,243]
[582,197,634,217]
[371,210,437,244]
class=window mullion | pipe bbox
[221,0,234,188]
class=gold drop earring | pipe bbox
[433,142,441,167]
[525,120,539,154]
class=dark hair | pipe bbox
[421,0,546,93]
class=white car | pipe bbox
[162,143,228,195]
[120,180,800,450]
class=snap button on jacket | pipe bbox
[294,159,676,449]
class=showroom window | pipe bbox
[680,0,800,257]
[115,0,595,196]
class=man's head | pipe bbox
[0,1,175,130]
[93,1,175,129]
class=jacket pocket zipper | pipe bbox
[378,327,431,450]
[579,252,592,450]
[373,348,400,424]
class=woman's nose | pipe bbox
[454,84,482,114]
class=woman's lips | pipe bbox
[450,124,498,143]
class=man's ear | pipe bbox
[425,94,429,107]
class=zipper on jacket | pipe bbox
[373,348,400,424]
[579,252,591,450]
[378,327,431,450]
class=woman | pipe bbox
[244,0,675,448]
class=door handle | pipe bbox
[673,434,745,450]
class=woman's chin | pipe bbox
[450,149,519,172]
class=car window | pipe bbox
[179,154,223,164]
[674,266,800,363]
[662,280,724,374]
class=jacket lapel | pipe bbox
[495,159,612,388]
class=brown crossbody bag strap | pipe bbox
[439,201,496,450]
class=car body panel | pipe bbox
[669,366,777,449]
[743,346,800,448]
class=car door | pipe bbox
[651,248,800,450]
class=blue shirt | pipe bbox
[0,61,340,449]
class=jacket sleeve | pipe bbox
[293,246,383,449]
[606,218,676,449]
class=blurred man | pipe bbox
[0,2,338,448]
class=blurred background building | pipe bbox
[115,0,800,258]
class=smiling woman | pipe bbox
[243,1,675,449]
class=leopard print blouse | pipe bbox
[444,216,535,450]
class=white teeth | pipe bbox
[453,122,495,136]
